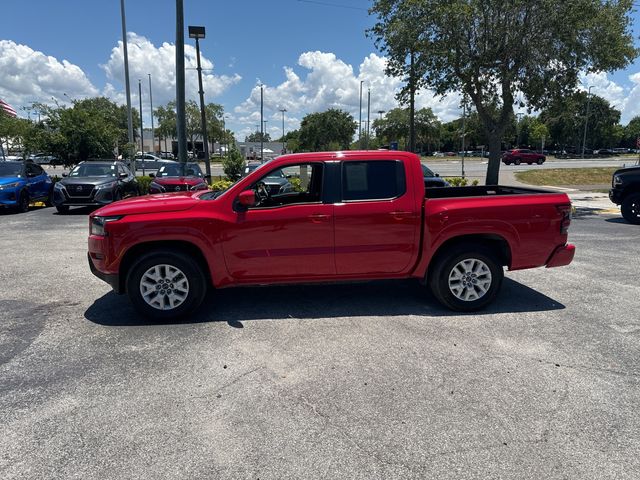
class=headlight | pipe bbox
[0,182,21,190]
[95,181,117,190]
[150,181,165,192]
[90,215,122,236]
[54,182,65,190]
[613,175,623,187]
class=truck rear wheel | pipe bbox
[621,193,640,225]
[126,250,207,319]
[428,244,504,312]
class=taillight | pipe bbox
[556,204,572,234]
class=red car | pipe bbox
[148,162,208,194]
[88,151,574,319]
[502,149,546,165]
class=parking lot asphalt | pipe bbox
[1,205,639,479]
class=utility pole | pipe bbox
[119,0,134,168]
[359,80,364,148]
[279,108,287,154]
[582,86,594,159]
[461,97,466,178]
[138,79,145,176]
[175,0,187,163]
[260,84,264,161]
[148,74,156,154]
[409,51,416,153]
[189,25,211,182]
[366,88,371,150]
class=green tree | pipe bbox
[222,147,245,180]
[623,116,640,149]
[245,131,271,142]
[529,119,550,152]
[370,0,637,183]
[299,109,357,151]
[154,102,177,152]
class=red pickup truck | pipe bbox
[88,151,575,319]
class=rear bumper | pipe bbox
[546,244,576,268]
[88,253,123,293]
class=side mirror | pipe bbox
[62,173,68,177]
[119,172,128,178]
[238,190,256,208]
[149,173,155,178]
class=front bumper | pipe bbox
[546,244,576,268]
[609,188,624,205]
[0,188,19,206]
[54,185,116,207]
[88,253,122,294]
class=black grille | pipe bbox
[168,184,188,192]
[66,184,95,197]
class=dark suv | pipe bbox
[610,165,640,224]
[53,161,139,214]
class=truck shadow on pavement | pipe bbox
[85,278,565,327]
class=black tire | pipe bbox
[536,158,544,165]
[17,191,29,213]
[428,244,504,312]
[621,193,640,225]
[126,250,207,320]
[55,205,70,214]
[45,189,54,207]
[514,158,521,165]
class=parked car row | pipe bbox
[0,159,208,215]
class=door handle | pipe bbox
[389,211,413,220]
[308,214,330,223]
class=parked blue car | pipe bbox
[0,161,53,213]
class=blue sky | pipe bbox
[2,0,640,138]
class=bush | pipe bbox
[210,179,234,191]
[444,177,480,187]
[137,175,153,195]
[222,148,245,180]
[288,177,303,192]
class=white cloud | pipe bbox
[101,33,241,121]
[0,40,98,113]
[232,51,463,138]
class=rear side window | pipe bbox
[341,160,406,201]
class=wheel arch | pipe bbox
[118,240,212,293]
[426,234,512,281]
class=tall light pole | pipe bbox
[175,0,187,163]
[279,108,287,154]
[358,80,364,148]
[119,0,134,163]
[189,25,211,181]
[582,86,594,159]
[516,112,524,147]
[148,74,155,154]
[138,79,145,176]
[260,84,264,161]
[366,88,371,150]
[461,96,467,178]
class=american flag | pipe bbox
[0,98,17,117]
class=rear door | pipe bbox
[333,159,420,275]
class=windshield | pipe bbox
[157,163,203,177]
[69,163,117,177]
[421,164,435,177]
[0,163,23,177]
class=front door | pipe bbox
[334,160,420,275]
[222,162,335,280]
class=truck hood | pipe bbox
[615,165,640,176]
[60,176,117,187]
[94,191,201,216]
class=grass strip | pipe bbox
[515,167,617,186]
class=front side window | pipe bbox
[342,160,406,201]
[248,163,323,209]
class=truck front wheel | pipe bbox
[621,193,640,225]
[428,245,504,312]
[126,250,207,319]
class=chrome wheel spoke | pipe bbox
[448,257,493,302]
[139,263,190,311]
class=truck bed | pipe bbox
[425,185,554,199]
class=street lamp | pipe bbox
[188,25,211,182]
[279,108,287,154]
[582,86,594,159]
[259,83,264,161]
[138,79,145,176]
[359,80,364,147]
[119,0,134,158]
[175,0,187,163]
